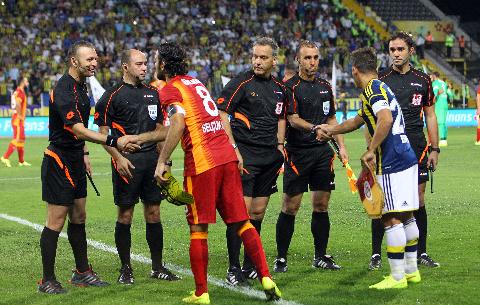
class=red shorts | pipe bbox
[12,118,25,142]
[184,161,249,225]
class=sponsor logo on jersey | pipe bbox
[275,102,283,115]
[411,94,422,106]
[323,101,330,115]
[411,83,422,87]
[364,181,372,201]
[319,90,329,94]
[148,105,157,120]
[250,91,258,97]
[144,94,154,98]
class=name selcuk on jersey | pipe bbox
[357,79,417,175]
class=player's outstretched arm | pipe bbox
[134,123,169,145]
[319,115,364,138]
[326,115,348,161]
[155,113,185,183]
[71,122,136,151]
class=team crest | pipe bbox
[363,181,372,201]
[323,101,330,115]
[411,94,422,106]
[148,105,157,120]
[275,102,283,115]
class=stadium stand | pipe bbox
[0,0,386,105]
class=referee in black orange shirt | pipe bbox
[369,32,440,271]
[217,37,287,286]
[274,40,348,273]
[94,49,180,284]
[39,41,133,294]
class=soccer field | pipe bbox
[0,127,479,305]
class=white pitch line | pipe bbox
[0,213,303,305]
[0,168,185,181]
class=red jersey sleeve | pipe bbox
[160,83,183,107]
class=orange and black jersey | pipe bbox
[216,71,287,148]
[378,66,433,135]
[285,74,336,148]
[94,82,163,153]
[49,73,90,151]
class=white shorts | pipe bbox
[377,165,419,214]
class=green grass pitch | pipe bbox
[0,127,479,305]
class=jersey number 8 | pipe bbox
[196,86,219,117]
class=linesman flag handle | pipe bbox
[328,139,358,194]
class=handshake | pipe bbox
[116,135,144,153]
[312,124,334,142]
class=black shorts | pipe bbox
[238,142,284,197]
[111,150,163,206]
[283,144,335,196]
[407,132,429,184]
[41,145,87,205]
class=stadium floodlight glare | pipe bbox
[133,19,138,25]
[212,19,216,25]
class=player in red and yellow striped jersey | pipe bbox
[130,42,281,304]
[1,77,31,167]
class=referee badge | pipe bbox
[148,105,158,120]
[323,101,330,115]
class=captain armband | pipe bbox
[166,104,186,118]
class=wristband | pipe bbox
[106,135,118,147]
[83,151,90,155]
[277,143,284,146]
[310,125,317,133]
[430,147,440,153]
[165,160,173,166]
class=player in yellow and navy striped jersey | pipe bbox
[318,47,421,289]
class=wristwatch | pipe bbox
[430,147,440,153]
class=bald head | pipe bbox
[121,49,148,85]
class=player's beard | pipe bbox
[157,69,166,81]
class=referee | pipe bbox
[274,40,348,272]
[217,37,287,285]
[369,32,440,270]
[39,41,131,294]
[94,49,180,284]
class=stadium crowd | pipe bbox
[0,0,384,105]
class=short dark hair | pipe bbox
[433,71,440,77]
[121,50,133,65]
[252,36,279,57]
[295,40,318,56]
[66,40,96,66]
[388,32,415,49]
[350,47,377,74]
[157,42,188,77]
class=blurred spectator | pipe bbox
[458,35,465,58]
[425,31,433,50]
[416,33,425,59]
[1,0,386,103]
[445,31,455,58]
